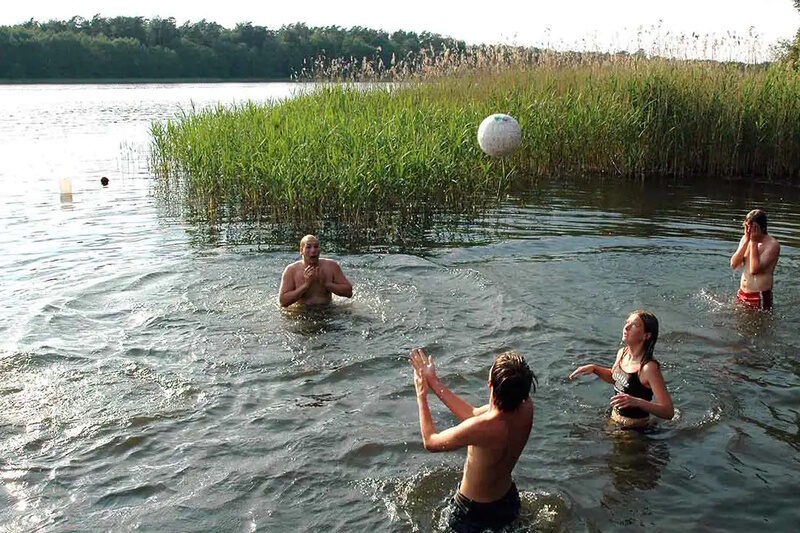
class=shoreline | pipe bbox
[0,77,294,85]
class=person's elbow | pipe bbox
[334,282,353,298]
[657,402,675,420]
[421,435,447,452]
[279,294,292,307]
[422,440,438,452]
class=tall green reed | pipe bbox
[151,51,800,224]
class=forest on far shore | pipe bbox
[0,16,462,80]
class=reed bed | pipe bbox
[150,47,800,223]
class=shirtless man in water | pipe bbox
[730,209,780,310]
[410,348,535,532]
[279,235,353,307]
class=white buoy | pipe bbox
[59,178,72,195]
[477,114,522,157]
[59,178,73,203]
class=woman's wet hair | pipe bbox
[631,310,659,365]
[745,209,768,233]
[490,351,536,412]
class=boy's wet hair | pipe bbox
[745,209,768,233]
[490,351,536,412]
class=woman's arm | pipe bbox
[592,364,615,384]
[569,348,623,385]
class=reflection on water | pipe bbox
[156,175,800,257]
[168,207,507,254]
[606,429,671,493]
[732,304,775,340]
[281,301,354,337]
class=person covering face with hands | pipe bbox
[730,209,780,310]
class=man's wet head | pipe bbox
[300,235,321,265]
[744,209,768,234]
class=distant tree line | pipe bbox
[0,16,463,79]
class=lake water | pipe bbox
[1,83,798,532]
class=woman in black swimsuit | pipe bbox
[569,310,674,427]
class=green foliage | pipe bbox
[786,1,800,69]
[151,59,800,224]
[150,86,503,222]
[787,29,800,70]
[0,16,460,79]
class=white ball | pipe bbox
[477,114,522,157]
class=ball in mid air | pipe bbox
[477,114,522,157]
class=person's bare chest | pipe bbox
[293,264,334,289]
[744,241,774,271]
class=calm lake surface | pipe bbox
[1,83,798,532]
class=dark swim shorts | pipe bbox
[448,483,520,533]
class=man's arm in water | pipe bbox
[410,348,488,420]
[413,365,497,452]
[279,264,310,307]
[324,261,353,298]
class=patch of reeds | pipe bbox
[151,44,800,224]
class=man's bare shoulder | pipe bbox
[284,260,304,273]
[474,410,512,437]
[509,399,534,427]
[317,258,344,274]
[318,257,342,268]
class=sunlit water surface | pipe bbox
[1,83,798,532]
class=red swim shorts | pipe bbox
[737,288,773,310]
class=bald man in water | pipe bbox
[279,235,353,307]
[410,348,535,532]
[730,209,780,310]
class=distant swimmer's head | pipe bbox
[300,234,321,264]
[744,209,768,234]
[624,310,659,364]
[489,351,536,412]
